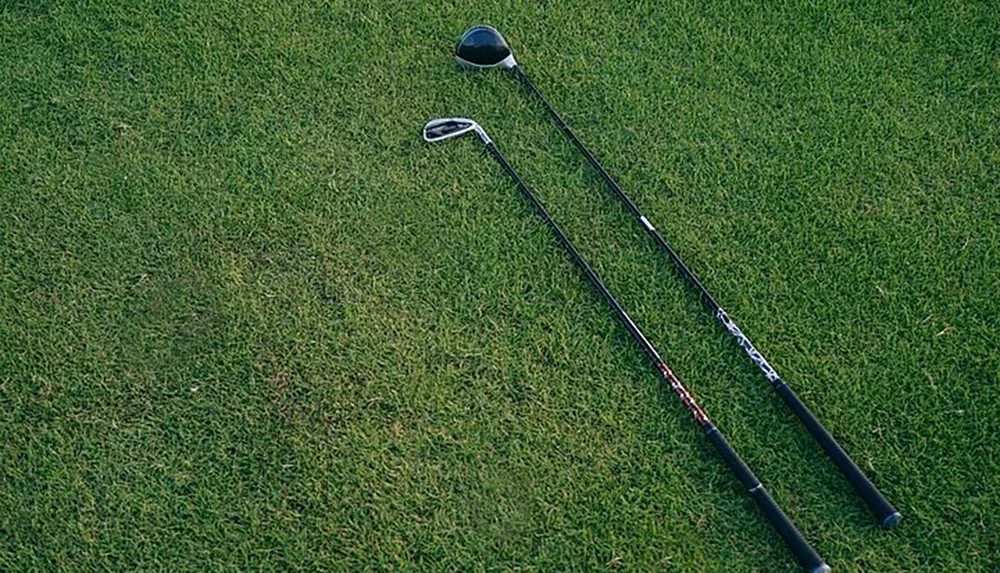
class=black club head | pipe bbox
[455,25,517,70]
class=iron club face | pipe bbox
[423,118,476,142]
[455,25,516,70]
[423,118,492,145]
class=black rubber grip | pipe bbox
[773,380,901,528]
[706,427,830,573]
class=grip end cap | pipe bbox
[881,511,902,529]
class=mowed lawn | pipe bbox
[2,1,997,571]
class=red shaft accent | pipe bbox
[659,363,711,426]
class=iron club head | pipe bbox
[423,118,492,145]
[455,25,517,70]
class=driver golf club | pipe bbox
[455,24,900,529]
[423,117,830,573]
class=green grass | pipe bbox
[2,1,998,570]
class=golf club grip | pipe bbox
[705,427,829,573]
[774,381,900,528]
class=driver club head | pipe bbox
[423,118,490,145]
[455,25,517,70]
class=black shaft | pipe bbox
[512,64,900,529]
[482,140,828,573]
[486,142,661,366]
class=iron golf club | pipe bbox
[455,24,900,529]
[423,117,830,573]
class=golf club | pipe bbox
[423,117,830,573]
[455,24,900,529]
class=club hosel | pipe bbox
[475,127,493,146]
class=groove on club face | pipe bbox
[424,118,829,573]
[456,25,900,528]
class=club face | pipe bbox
[455,25,516,70]
[423,118,478,143]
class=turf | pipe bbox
[1,1,998,570]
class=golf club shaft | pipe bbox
[512,65,899,528]
[482,140,828,573]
